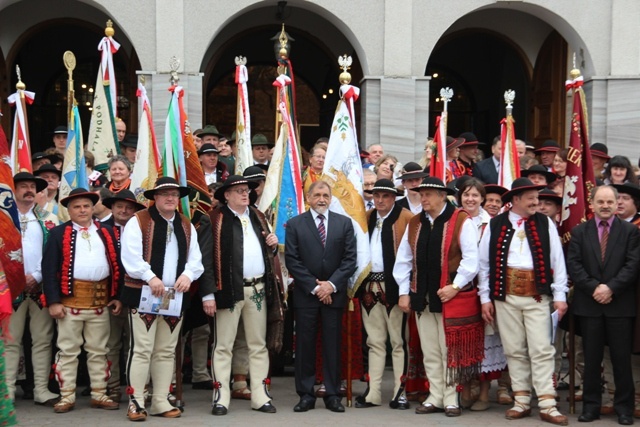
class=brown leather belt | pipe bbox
[244,275,264,287]
[60,278,109,309]
[505,268,537,297]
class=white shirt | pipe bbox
[394,205,479,296]
[229,207,266,279]
[20,209,44,283]
[470,208,491,244]
[477,211,568,304]
[204,171,217,185]
[406,197,422,215]
[72,222,110,281]
[370,210,390,272]
[121,213,204,290]
[310,209,337,293]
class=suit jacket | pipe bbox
[472,156,499,184]
[567,216,640,317]
[285,210,357,309]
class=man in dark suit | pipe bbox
[285,181,357,413]
[472,136,500,184]
[567,185,640,425]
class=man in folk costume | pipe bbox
[120,177,205,420]
[356,179,414,410]
[445,136,465,183]
[100,189,145,402]
[209,175,279,416]
[42,188,123,413]
[478,177,569,425]
[198,143,229,185]
[394,177,482,417]
[5,172,59,405]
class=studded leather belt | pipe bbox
[505,268,537,297]
[60,278,109,309]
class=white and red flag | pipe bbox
[498,90,520,189]
[8,77,34,174]
[234,57,252,175]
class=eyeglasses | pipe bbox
[230,188,251,195]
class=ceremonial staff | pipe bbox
[498,89,520,189]
[8,65,35,173]
[429,87,452,182]
[64,51,76,123]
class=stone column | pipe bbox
[361,76,430,164]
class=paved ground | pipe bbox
[11,367,625,426]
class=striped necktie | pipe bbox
[317,214,326,246]
[600,220,609,261]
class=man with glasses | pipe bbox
[208,175,279,416]
[120,177,205,421]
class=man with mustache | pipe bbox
[285,181,357,414]
[567,185,640,425]
[5,172,59,406]
[478,177,568,425]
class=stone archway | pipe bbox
[1,1,141,153]
[200,4,364,153]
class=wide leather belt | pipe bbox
[505,268,537,297]
[243,275,264,287]
[60,278,109,309]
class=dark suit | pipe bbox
[285,210,357,403]
[472,156,499,184]
[567,217,640,416]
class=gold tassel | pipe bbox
[348,298,354,312]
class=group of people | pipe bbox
[6,125,640,427]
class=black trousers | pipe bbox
[579,315,634,416]
[294,305,343,402]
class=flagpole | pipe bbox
[16,66,31,173]
[64,51,76,122]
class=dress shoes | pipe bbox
[293,399,315,412]
[445,405,461,417]
[389,396,410,410]
[355,395,378,408]
[619,414,634,425]
[192,381,213,390]
[578,412,600,422]
[326,397,345,413]
[90,398,120,410]
[155,408,181,418]
[415,403,444,414]
[211,404,228,416]
[254,402,277,413]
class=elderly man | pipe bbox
[286,181,357,414]
[101,190,146,402]
[115,119,127,143]
[395,177,480,417]
[43,188,123,413]
[568,186,640,425]
[199,125,224,148]
[120,177,205,421]
[356,179,414,410]
[209,175,279,416]
[34,164,61,217]
[5,172,59,405]
[472,136,501,185]
[478,177,568,425]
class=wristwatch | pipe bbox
[451,283,461,291]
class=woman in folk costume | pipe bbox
[455,179,510,411]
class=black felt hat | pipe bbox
[60,187,99,207]
[410,176,456,195]
[13,172,48,193]
[501,178,546,203]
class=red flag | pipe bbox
[558,76,596,245]
[429,114,447,181]
[498,114,520,189]
[0,122,26,317]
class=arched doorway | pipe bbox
[201,5,364,153]
[5,16,140,153]
[426,8,576,152]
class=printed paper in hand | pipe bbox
[139,285,183,317]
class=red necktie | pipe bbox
[317,214,326,246]
[600,221,609,261]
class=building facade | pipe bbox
[0,0,638,163]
